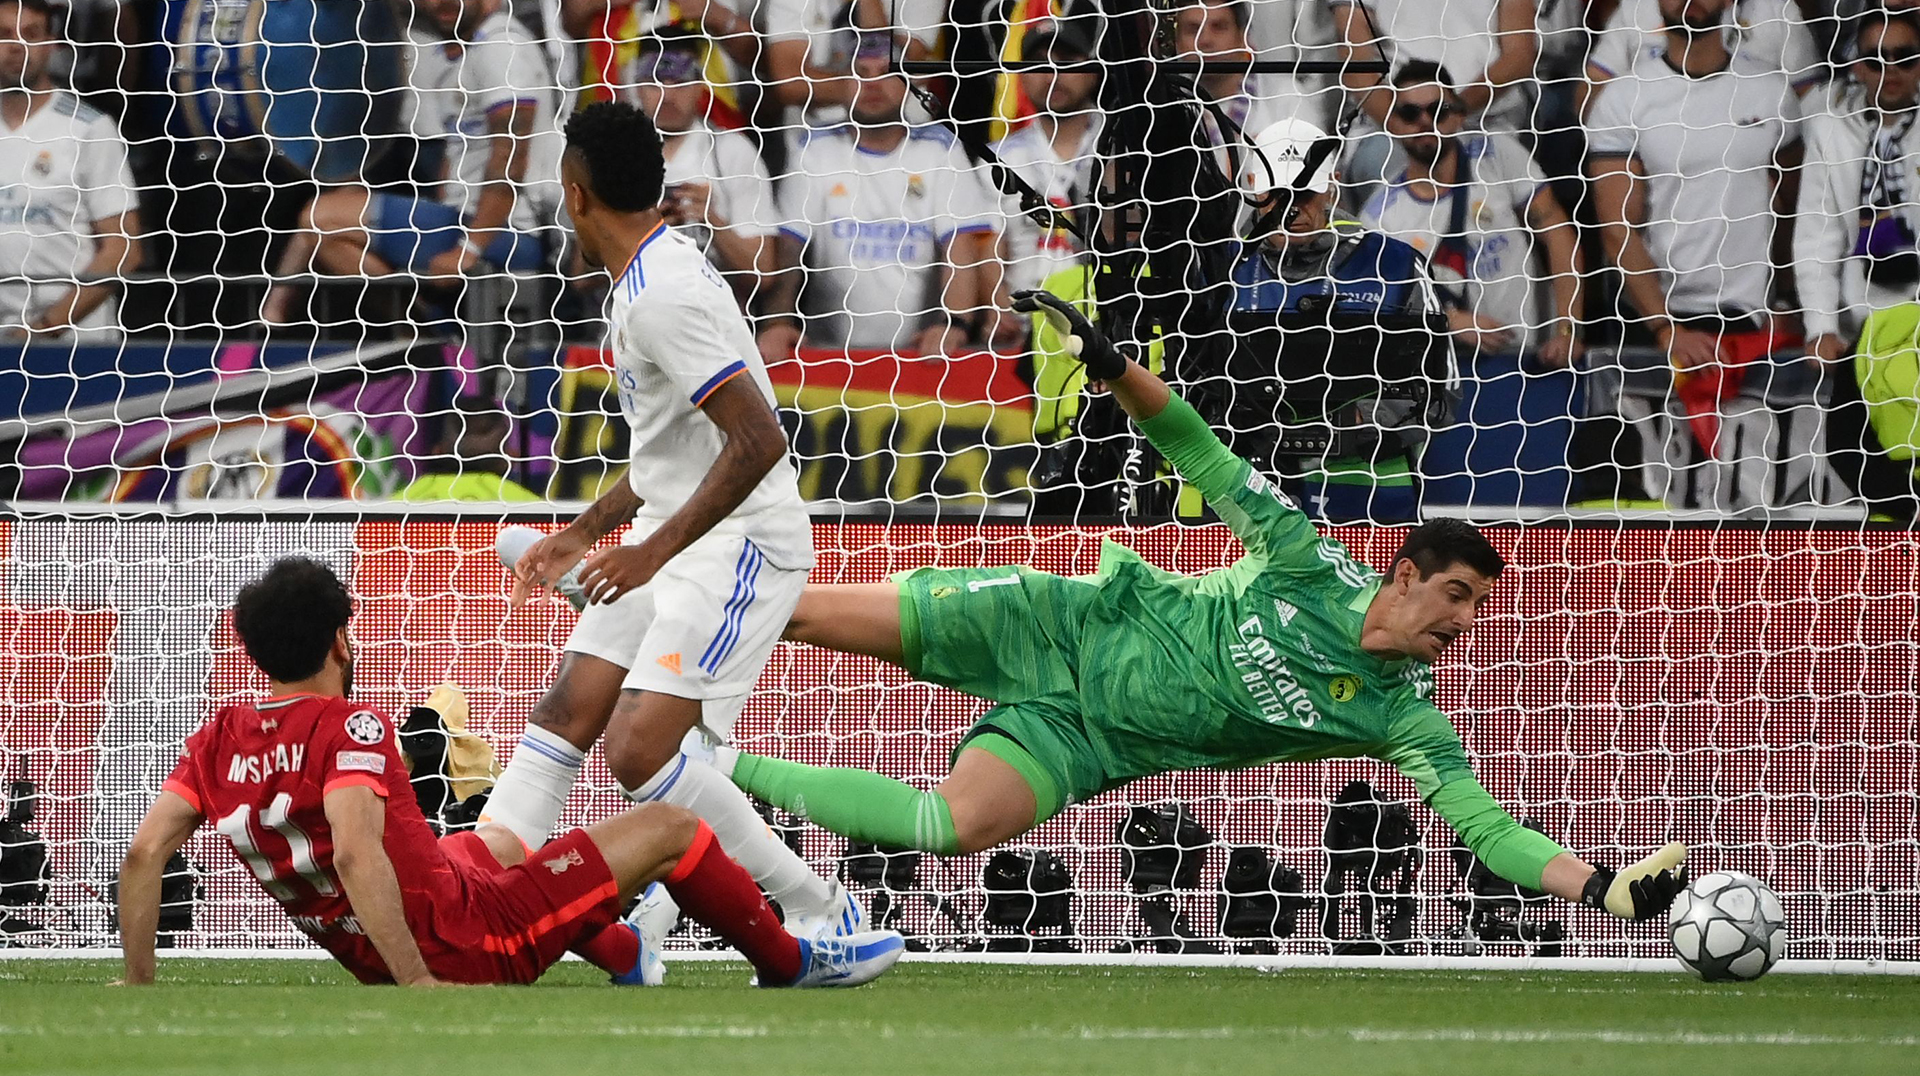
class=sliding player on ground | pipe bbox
[116,558,903,988]
[484,101,863,948]
[718,294,1688,922]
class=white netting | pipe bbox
[1,0,1918,963]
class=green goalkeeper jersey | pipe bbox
[1058,401,1460,794]
[1070,395,1564,887]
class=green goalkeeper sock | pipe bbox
[731,754,960,855]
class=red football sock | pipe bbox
[573,922,641,977]
[665,821,802,984]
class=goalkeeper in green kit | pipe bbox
[713,292,1687,921]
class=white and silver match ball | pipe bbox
[1668,871,1787,982]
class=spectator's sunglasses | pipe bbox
[1391,99,1453,125]
[1855,50,1920,72]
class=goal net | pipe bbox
[2,0,1917,967]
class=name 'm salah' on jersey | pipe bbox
[160,694,477,983]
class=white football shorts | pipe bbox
[563,528,807,741]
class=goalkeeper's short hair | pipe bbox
[231,556,354,682]
[1392,518,1505,581]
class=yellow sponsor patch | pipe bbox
[1330,675,1360,703]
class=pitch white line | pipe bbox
[4,949,1916,976]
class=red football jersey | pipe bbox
[162,693,477,982]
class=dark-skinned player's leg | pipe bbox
[480,652,625,848]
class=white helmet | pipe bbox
[1238,117,1338,198]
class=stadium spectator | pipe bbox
[1795,9,1920,363]
[1171,0,1338,139]
[400,394,541,503]
[1585,0,1803,508]
[1328,0,1540,133]
[633,33,778,301]
[1582,0,1824,117]
[762,0,946,138]
[561,0,758,129]
[1360,63,1584,366]
[0,0,140,343]
[1587,0,1801,365]
[992,16,1101,294]
[760,31,1004,359]
[263,0,558,326]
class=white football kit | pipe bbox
[565,222,815,737]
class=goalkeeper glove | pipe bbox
[1011,289,1127,381]
[1580,841,1688,920]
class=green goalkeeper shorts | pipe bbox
[895,565,1112,810]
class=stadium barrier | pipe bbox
[2,515,1914,969]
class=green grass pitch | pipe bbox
[2,959,1915,1076]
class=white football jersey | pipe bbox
[0,91,136,336]
[1359,133,1547,342]
[1586,60,1800,317]
[608,222,814,568]
[777,125,1001,350]
[661,123,780,254]
[406,10,561,229]
[991,117,1100,293]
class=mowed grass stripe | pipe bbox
[3,960,1916,1076]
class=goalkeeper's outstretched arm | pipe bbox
[1433,775,1688,920]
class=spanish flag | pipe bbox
[992,0,1061,143]
[577,4,745,130]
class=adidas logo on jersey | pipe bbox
[1274,600,1298,626]
[656,652,682,675]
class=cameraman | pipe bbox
[1225,117,1443,523]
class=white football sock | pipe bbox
[624,754,839,919]
[481,723,586,849]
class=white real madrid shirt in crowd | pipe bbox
[1586,55,1801,319]
[607,221,814,568]
[991,114,1101,292]
[1589,0,1823,90]
[1326,0,1533,132]
[1794,79,1920,341]
[662,122,780,254]
[778,125,1001,351]
[762,0,946,135]
[1359,132,1547,344]
[0,90,136,339]
[405,8,562,231]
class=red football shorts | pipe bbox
[427,828,624,984]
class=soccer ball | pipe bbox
[1668,871,1787,981]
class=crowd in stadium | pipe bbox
[4,0,1920,518]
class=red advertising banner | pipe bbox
[3,519,1916,957]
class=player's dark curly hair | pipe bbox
[231,557,354,682]
[564,101,665,213]
[1392,518,1504,581]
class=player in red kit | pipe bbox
[114,556,904,987]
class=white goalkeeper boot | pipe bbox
[496,525,588,611]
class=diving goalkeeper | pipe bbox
[715,291,1687,920]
